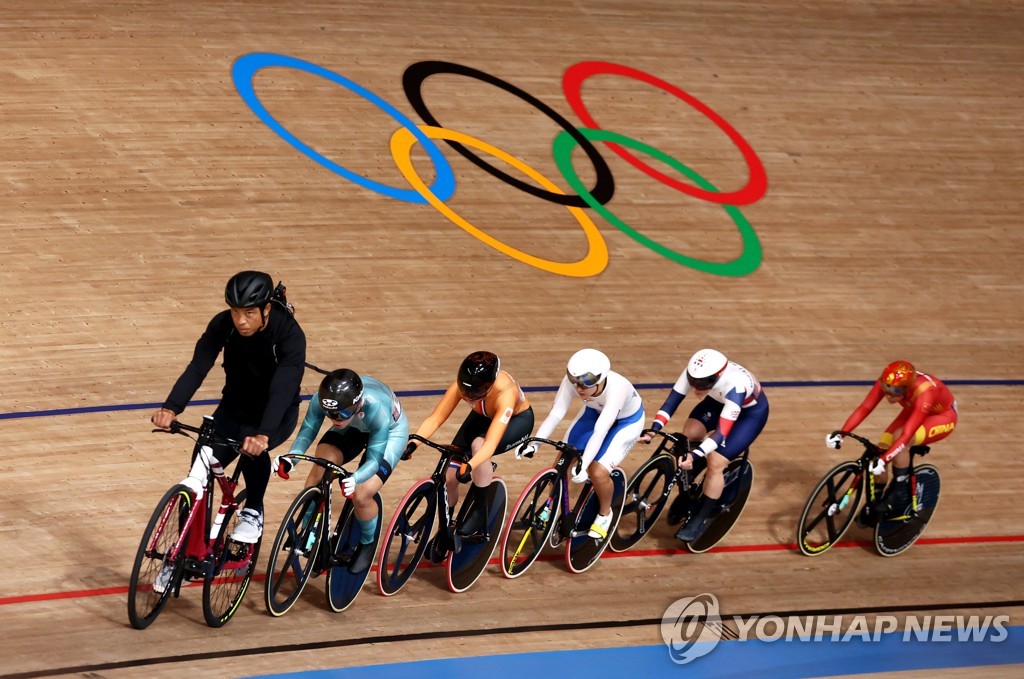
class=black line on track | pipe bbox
[6,598,1022,678]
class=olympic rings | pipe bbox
[391,125,609,278]
[232,53,456,204]
[562,61,767,206]
[552,129,761,277]
[233,53,769,277]
[402,61,615,208]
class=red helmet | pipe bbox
[880,360,915,397]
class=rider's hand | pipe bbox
[678,452,694,470]
[272,455,294,480]
[825,432,844,449]
[869,458,886,476]
[516,443,537,460]
[402,440,418,461]
[341,476,357,498]
[242,434,270,456]
[456,462,474,484]
[151,408,176,430]
[571,466,589,484]
[639,431,654,444]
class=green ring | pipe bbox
[552,128,762,277]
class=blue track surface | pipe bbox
[246,624,1023,679]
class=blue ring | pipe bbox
[232,53,455,203]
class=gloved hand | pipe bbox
[869,458,886,476]
[516,443,537,460]
[402,441,418,461]
[825,432,844,449]
[455,462,474,484]
[571,464,589,484]
[272,455,294,480]
[341,476,357,498]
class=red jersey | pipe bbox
[841,372,957,463]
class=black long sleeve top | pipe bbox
[162,308,306,438]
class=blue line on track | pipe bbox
[2,379,1022,421]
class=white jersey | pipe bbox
[535,370,643,467]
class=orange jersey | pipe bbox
[414,371,530,457]
[842,372,957,462]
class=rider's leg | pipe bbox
[304,442,344,488]
[349,474,385,573]
[459,437,492,536]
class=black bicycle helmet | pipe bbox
[318,369,364,420]
[457,351,500,400]
[225,271,274,309]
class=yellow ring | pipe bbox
[390,125,608,277]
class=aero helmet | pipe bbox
[880,360,915,397]
[566,348,611,389]
[318,369,364,420]
[686,349,728,391]
[457,351,500,400]
[225,271,274,309]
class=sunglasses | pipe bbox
[881,383,907,397]
[567,370,602,389]
[324,403,358,420]
[687,374,719,391]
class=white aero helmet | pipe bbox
[566,348,611,389]
[686,349,728,391]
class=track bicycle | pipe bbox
[611,429,755,554]
[499,436,627,578]
[264,454,383,616]
[128,416,260,629]
[376,434,507,595]
[797,431,941,557]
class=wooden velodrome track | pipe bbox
[1,0,1022,676]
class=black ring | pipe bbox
[402,61,615,208]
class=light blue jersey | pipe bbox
[289,376,409,484]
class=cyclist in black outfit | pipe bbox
[151,270,306,543]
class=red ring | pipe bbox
[562,61,767,206]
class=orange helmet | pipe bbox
[880,360,915,397]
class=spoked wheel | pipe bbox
[203,489,259,627]
[448,479,507,593]
[687,459,754,554]
[326,493,383,612]
[566,468,626,574]
[128,484,193,630]
[500,468,562,579]
[264,486,324,617]
[377,479,436,597]
[796,460,864,557]
[610,454,676,553]
[875,464,941,557]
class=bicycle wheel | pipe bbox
[377,479,436,597]
[875,464,941,557]
[796,460,863,557]
[128,484,193,630]
[264,486,324,617]
[326,493,383,612]
[687,459,754,554]
[449,479,507,593]
[610,454,675,553]
[499,468,562,579]
[203,489,260,627]
[566,468,626,574]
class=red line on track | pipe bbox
[3,533,1021,607]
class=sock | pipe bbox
[358,516,377,545]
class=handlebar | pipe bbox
[279,453,349,478]
[152,417,242,451]
[831,430,882,457]
[520,436,581,457]
[407,434,468,460]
